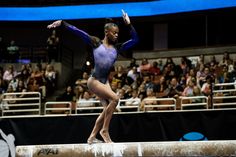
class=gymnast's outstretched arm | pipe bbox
[119,10,139,51]
[47,20,96,46]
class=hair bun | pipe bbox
[105,18,115,24]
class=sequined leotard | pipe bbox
[63,21,138,84]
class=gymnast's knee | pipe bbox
[110,96,119,106]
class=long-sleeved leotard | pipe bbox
[63,21,138,84]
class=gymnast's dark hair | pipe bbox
[104,18,118,30]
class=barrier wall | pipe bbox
[1,109,236,147]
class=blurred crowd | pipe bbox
[56,51,236,111]
[0,63,57,102]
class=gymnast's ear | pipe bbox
[104,29,108,35]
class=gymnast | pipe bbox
[47,9,138,144]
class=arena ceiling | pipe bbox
[0,0,236,21]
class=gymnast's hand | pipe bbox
[122,9,131,25]
[47,20,62,29]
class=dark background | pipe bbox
[0,110,235,145]
[1,8,236,51]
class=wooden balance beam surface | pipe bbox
[16,140,236,157]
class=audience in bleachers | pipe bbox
[61,51,235,112]
[0,62,57,103]
[1,49,236,113]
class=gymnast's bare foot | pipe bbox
[100,129,113,143]
[87,137,103,144]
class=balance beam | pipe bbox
[16,140,236,157]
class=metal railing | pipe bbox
[75,99,141,114]
[44,101,72,115]
[143,98,176,111]
[180,96,208,110]
[75,100,102,114]
[2,90,236,118]
[213,82,236,94]
[212,82,236,109]
[117,99,140,112]
[1,92,41,117]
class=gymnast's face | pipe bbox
[106,26,119,43]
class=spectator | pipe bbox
[112,65,126,87]
[125,90,141,107]
[74,84,85,100]
[27,78,40,92]
[30,65,46,99]
[121,83,133,99]
[231,61,236,83]
[4,85,16,107]
[191,86,203,104]
[127,58,139,70]
[16,80,26,92]
[154,76,168,98]
[77,91,96,113]
[186,68,196,86]
[206,55,218,68]
[137,83,146,100]
[57,85,75,101]
[164,57,175,69]
[7,40,19,63]
[201,75,213,96]
[110,81,119,93]
[228,59,234,74]
[3,65,17,84]
[46,30,60,63]
[17,67,30,88]
[140,88,157,111]
[217,65,229,84]
[165,57,183,79]
[8,77,18,92]
[196,54,205,69]
[219,51,232,67]
[45,64,57,94]
[139,58,151,76]
[127,66,139,82]
[197,66,210,87]
[30,65,44,87]
[157,59,164,72]
[116,88,126,107]
[182,79,195,97]
[75,71,89,89]
[180,57,191,75]
[142,75,154,91]
[149,61,160,77]
[179,75,187,90]
[166,77,184,98]
[26,63,33,74]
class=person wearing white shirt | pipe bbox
[125,90,141,111]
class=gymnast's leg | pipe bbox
[87,77,119,143]
[87,100,107,144]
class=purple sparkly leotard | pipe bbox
[63,21,138,84]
